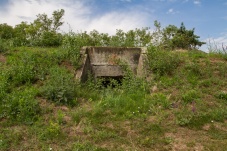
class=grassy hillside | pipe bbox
[0,46,227,151]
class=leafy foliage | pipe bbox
[13,22,29,46]
[152,21,205,50]
[0,23,14,39]
[0,11,205,51]
[39,66,76,105]
[147,45,182,76]
[1,87,40,124]
[0,9,65,47]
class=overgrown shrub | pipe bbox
[7,52,37,85]
[147,46,182,76]
[39,31,63,47]
[1,87,40,124]
[0,39,13,53]
[6,49,66,86]
[39,66,76,105]
[61,32,87,68]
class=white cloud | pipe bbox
[0,0,91,27]
[167,8,174,13]
[166,8,179,14]
[194,0,201,5]
[0,0,151,34]
[86,11,149,35]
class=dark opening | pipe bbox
[97,76,123,88]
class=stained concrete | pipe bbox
[76,46,147,82]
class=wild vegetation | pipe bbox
[0,9,227,151]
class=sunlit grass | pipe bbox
[0,46,227,150]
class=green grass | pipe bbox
[0,46,227,150]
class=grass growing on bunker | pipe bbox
[0,46,227,150]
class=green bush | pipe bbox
[0,38,13,53]
[40,66,76,105]
[7,52,37,85]
[61,32,86,68]
[2,87,40,124]
[6,49,66,86]
[147,46,182,76]
[39,31,63,47]
[11,63,36,85]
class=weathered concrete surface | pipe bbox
[76,46,147,82]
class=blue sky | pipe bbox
[0,0,227,51]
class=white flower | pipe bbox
[49,147,52,151]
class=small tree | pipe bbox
[171,23,205,50]
[13,22,29,46]
[153,21,205,50]
[0,23,14,52]
[25,9,65,46]
[0,23,14,39]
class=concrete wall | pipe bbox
[76,46,147,82]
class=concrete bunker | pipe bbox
[76,46,147,83]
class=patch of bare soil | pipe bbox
[165,127,207,151]
[76,98,94,112]
[209,57,226,64]
[175,49,188,53]
[68,119,85,136]
[0,54,6,63]
[204,121,227,132]
[61,61,75,74]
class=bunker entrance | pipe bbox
[97,76,124,88]
[76,46,147,83]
